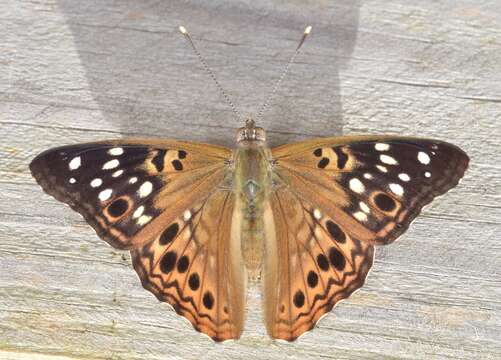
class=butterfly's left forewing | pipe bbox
[30,139,246,341]
[30,140,231,249]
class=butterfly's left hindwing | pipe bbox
[131,190,246,342]
[30,139,246,341]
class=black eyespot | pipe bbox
[152,149,166,172]
[317,254,329,271]
[188,273,200,291]
[177,255,189,273]
[307,271,318,288]
[172,160,183,171]
[318,157,330,169]
[374,193,396,212]
[332,147,348,169]
[313,148,322,157]
[107,198,128,217]
[329,247,346,271]
[293,290,305,308]
[160,251,177,273]
[160,223,179,245]
[326,220,346,243]
[178,150,187,159]
[203,291,214,309]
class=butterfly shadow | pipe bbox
[56,0,361,147]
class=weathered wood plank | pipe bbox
[1,0,500,359]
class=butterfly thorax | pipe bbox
[234,120,272,280]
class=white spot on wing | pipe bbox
[102,159,119,170]
[137,215,152,226]
[398,173,410,182]
[359,202,370,214]
[108,147,124,156]
[354,211,368,222]
[183,210,192,221]
[349,178,365,194]
[133,205,144,219]
[69,156,81,170]
[418,151,431,165]
[112,169,124,178]
[90,178,102,188]
[313,209,322,220]
[138,181,153,198]
[98,189,112,201]
[375,143,390,151]
[380,154,398,165]
[363,173,373,180]
[389,183,404,196]
[129,177,138,184]
[425,171,431,178]
[69,178,76,184]
[376,165,388,173]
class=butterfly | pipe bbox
[29,120,469,341]
[29,26,469,342]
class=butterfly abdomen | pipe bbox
[233,145,273,280]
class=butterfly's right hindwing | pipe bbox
[263,135,468,341]
[263,186,374,341]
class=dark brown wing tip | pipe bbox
[374,143,469,246]
[30,150,134,251]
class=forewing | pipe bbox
[263,135,468,340]
[272,135,469,245]
[30,139,232,249]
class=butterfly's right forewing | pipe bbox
[264,135,468,340]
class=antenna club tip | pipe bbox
[304,25,312,35]
[179,25,187,34]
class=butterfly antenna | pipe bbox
[179,25,243,123]
[256,25,312,122]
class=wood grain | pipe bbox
[1,0,500,359]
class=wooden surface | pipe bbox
[1,0,500,359]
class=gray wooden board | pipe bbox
[1,0,500,359]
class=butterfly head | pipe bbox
[236,118,267,146]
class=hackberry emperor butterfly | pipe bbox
[30,26,469,342]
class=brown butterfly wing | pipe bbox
[30,139,231,249]
[272,136,469,245]
[30,139,246,341]
[263,187,374,341]
[264,136,468,340]
[131,190,246,342]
